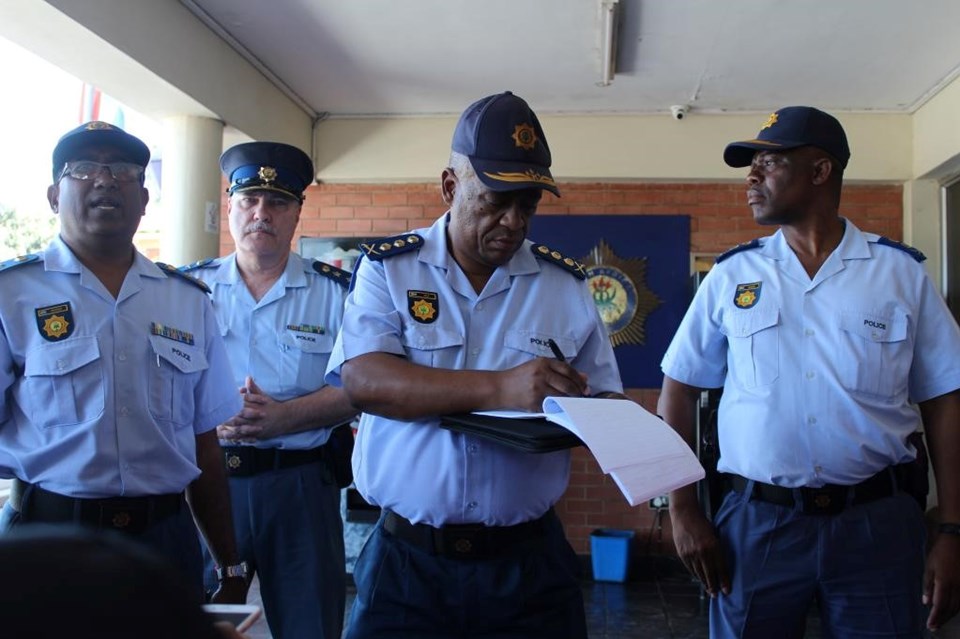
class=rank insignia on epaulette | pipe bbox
[156,262,212,293]
[408,290,439,324]
[36,302,74,342]
[531,244,586,280]
[150,322,195,345]
[876,237,926,263]
[312,261,352,289]
[0,253,41,272]
[359,233,423,261]
[733,282,761,309]
[179,257,217,272]
[716,239,761,263]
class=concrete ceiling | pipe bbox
[184,0,960,117]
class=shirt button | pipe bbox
[807,416,817,424]
[805,371,815,379]
[467,501,478,510]
[56,359,65,370]
[814,465,823,473]
[118,352,127,361]
[471,348,480,356]
[476,304,483,311]
[119,407,129,416]
[468,444,478,453]
[804,329,814,336]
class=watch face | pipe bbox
[218,562,249,579]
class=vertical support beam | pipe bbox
[159,115,224,265]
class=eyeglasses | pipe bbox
[58,161,145,183]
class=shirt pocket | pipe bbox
[277,331,335,393]
[20,336,105,428]
[148,335,209,428]
[503,330,577,364]
[400,325,464,368]
[838,309,910,398]
[721,308,780,388]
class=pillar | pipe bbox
[159,115,224,265]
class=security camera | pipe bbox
[670,105,689,120]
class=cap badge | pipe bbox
[511,123,538,151]
[85,121,112,131]
[760,112,779,131]
[258,166,277,183]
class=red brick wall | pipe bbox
[220,180,904,554]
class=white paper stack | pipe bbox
[540,397,704,506]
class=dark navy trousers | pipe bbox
[711,485,926,638]
[345,510,587,639]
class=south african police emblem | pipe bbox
[734,282,761,309]
[511,123,538,151]
[36,302,75,342]
[582,240,661,348]
[408,290,439,324]
[258,166,277,183]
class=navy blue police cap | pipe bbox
[723,106,850,169]
[220,141,314,202]
[452,91,560,197]
[52,121,150,181]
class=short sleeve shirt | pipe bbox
[189,252,348,449]
[326,214,623,526]
[661,219,960,487]
[0,237,239,497]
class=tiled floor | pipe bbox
[239,558,796,639]
[241,559,960,638]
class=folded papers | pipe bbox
[442,397,704,507]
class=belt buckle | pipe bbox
[439,527,486,559]
[800,487,845,515]
[224,449,254,477]
[98,501,147,534]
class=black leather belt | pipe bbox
[729,467,900,515]
[383,509,553,559]
[10,479,183,535]
[222,444,327,477]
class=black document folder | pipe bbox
[439,413,583,453]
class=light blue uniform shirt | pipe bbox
[326,214,623,527]
[0,236,239,498]
[662,219,960,487]
[188,252,348,450]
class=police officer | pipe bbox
[0,121,246,603]
[325,91,626,639]
[659,106,960,636]
[183,141,357,639]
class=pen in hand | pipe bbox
[546,338,566,363]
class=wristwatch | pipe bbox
[215,561,249,581]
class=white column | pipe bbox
[159,115,224,265]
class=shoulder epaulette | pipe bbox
[359,233,423,261]
[156,262,212,293]
[312,260,352,289]
[531,244,586,280]
[875,236,926,263]
[179,257,219,272]
[716,239,761,263]
[0,253,41,273]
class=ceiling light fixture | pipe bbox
[598,0,621,87]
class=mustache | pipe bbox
[243,221,277,236]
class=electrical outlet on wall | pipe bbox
[649,495,669,509]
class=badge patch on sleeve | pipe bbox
[408,290,439,324]
[36,302,75,341]
[734,282,761,309]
